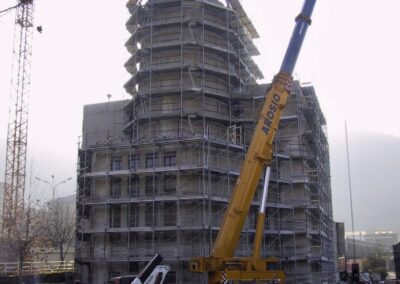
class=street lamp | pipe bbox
[35,175,72,200]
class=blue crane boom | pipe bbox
[280,0,316,75]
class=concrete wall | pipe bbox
[82,100,127,148]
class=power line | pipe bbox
[0,8,13,18]
[0,3,20,15]
[0,3,21,19]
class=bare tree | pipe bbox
[44,200,75,261]
[0,197,47,284]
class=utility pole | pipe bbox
[345,121,359,283]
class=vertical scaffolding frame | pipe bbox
[75,1,334,283]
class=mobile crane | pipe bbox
[190,0,317,283]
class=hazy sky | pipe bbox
[0,1,399,232]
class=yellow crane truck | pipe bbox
[190,0,317,283]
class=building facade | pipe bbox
[394,243,400,280]
[75,0,335,283]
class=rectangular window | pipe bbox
[109,205,121,228]
[110,178,122,199]
[110,156,122,171]
[129,154,139,170]
[83,206,90,218]
[163,151,176,167]
[129,175,139,197]
[232,103,244,117]
[145,176,157,196]
[129,232,138,249]
[128,204,139,227]
[129,261,139,273]
[144,232,153,241]
[145,153,158,168]
[83,183,91,198]
[144,232,153,249]
[163,175,176,194]
[145,204,153,227]
[164,202,176,226]
[162,232,177,242]
[109,232,121,243]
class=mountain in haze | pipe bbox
[330,131,400,233]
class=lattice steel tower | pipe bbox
[2,0,35,234]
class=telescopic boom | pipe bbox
[190,1,317,283]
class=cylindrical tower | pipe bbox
[123,0,262,282]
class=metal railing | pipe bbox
[0,261,74,276]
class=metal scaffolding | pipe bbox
[75,1,335,283]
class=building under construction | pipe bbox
[75,0,335,283]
